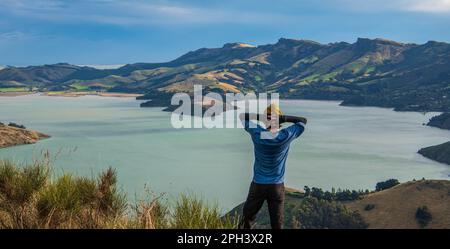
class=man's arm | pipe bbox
[239,113,263,133]
[280,115,307,125]
[281,115,307,140]
[240,113,307,124]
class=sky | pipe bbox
[1,0,450,66]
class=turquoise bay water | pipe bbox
[1,95,449,211]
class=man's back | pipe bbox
[244,121,305,184]
[239,106,307,229]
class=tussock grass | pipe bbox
[0,158,237,229]
[171,193,237,229]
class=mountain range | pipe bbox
[1,37,450,112]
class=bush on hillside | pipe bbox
[7,122,26,129]
[375,179,400,191]
[293,197,368,229]
[171,193,237,229]
[303,186,368,201]
[415,206,432,228]
[364,204,375,211]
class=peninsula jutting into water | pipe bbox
[0,122,49,148]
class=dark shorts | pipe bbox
[240,181,285,229]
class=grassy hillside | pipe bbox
[418,113,450,165]
[0,123,49,148]
[228,180,450,229]
[1,38,450,112]
[346,180,450,229]
[227,187,368,229]
[427,113,450,130]
[227,189,307,229]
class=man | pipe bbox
[239,104,307,229]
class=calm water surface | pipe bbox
[1,95,449,211]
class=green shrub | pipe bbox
[37,174,97,216]
[36,168,127,228]
[171,193,237,229]
[294,197,368,229]
[375,179,400,191]
[130,192,169,229]
[364,204,375,211]
[0,160,48,206]
[303,185,367,201]
[7,122,26,129]
[415,206,432,228]
[95,167,127,216]
[0,159,237,229]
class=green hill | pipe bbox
[1,38,450,112]
[427,113,450,130]
[227,180,450,229]
[418,113,450,165]
[418,142,450,165]
[226,188,367,229]
[346,180,450,229]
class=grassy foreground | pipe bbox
[0,158,237,229]
[5,156,446,229]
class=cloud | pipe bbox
[0,0,288,26]
[0,31,32,41]
[0,30,58,44]
[338,0,450,13]
[404,0,450,13]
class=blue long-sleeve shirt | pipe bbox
[243,120,305,184]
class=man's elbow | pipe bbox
[298,117,307,125]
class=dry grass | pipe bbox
[160,70,244,93]
[345,180,450,229]
[0,158,238,229]
[217,83,240,93]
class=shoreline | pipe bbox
[0,91,32,97]
[0,91,446,115]
[0,91,144,98]
[44,91,144,98]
